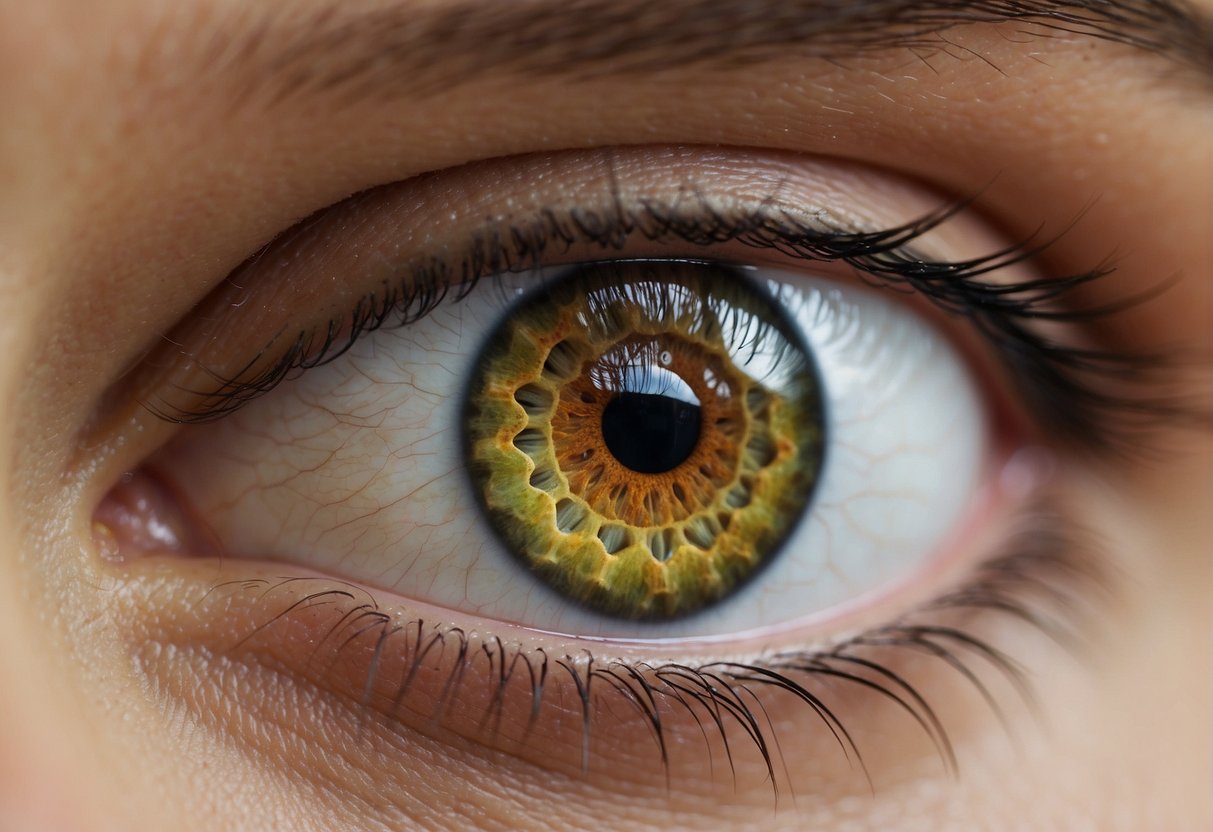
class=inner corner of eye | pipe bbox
[91,467,218,565]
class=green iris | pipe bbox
[463,261,825,620]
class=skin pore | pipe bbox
[0,1,1210,830]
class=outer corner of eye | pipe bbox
[92,253,1026,649]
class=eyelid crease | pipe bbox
[139,183,1176,454]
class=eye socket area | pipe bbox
[83,145,1094,793]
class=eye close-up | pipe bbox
[0,3,1209,831]
[84,144,1175,792]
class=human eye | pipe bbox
[91,145,1162,788]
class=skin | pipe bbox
[0,1,1209,830]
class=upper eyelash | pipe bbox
[148,190,1169,450]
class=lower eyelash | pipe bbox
[202,499,1102,796]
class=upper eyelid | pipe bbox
[115,146,1174,453]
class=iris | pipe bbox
[463,261,825,620]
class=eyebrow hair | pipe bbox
[211,0,1213,108]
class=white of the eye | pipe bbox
[166,266,985,640]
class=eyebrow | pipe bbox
[211,0,1213,108]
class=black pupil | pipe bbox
[601,392,702,474]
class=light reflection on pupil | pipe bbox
[595,347,702,474]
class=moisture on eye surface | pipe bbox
[463,261,826,620]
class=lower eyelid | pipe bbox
[104,475,1094,797]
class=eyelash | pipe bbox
[150,191,1167,453]
[211,500,1098,791]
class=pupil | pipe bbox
[601,391,702,474]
